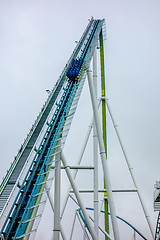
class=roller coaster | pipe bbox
[0,17,159,240]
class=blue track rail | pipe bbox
[1,81,76,239]
[0,18,103,240]
[78,208,148,240]
[0,16,94,217]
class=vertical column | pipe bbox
[87,69,120,240]
[99,29,109,238]
[54,144,61,240]
[93,47,99,238]
[61,152,97,240]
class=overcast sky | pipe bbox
[0,0,160,239]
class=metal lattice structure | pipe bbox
[0,17,157,240]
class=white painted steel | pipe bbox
[61,152,97,240]
[70,189,137,193]
[60,100,101,219]
[87,69,120,240]
[93,48,99,239]
[69,211,77,240]
[76,212,90,240]
[45,186,67,240]
[69,195,112,240]
[89,215,113,240]
[59,166,94,169]
[54,146,61,240]
[105,98,154,239]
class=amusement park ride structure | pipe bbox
[0,17,159,240]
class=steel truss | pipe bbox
[0,17,155,240]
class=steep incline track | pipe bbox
[0,18,104,240]
[0,17,94,217]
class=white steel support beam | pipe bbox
[45,186,67,240]
[70,210,77,240]
[87,69,120,240]
[76,212,90,240]
[53,146,61,240]
[70,189,137,193]
[69,193,113,240]
[58,166,94,169]
[89,216,113,240]
[105,98,154,238]
[93,47,99,238]
[60,121,92,218]
[60,100,101,219]
[61,152,98,240]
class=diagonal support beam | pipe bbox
[69,194,113,240]
[87,69,120,240]
[61,152,97,240]
[105,97,154,238]
[60,99,101,219]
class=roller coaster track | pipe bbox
[0,16,94,213]
[0,18,104,240]
[78,208,148,240]
[155,212,160,240]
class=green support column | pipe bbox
[99,29,109,239]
